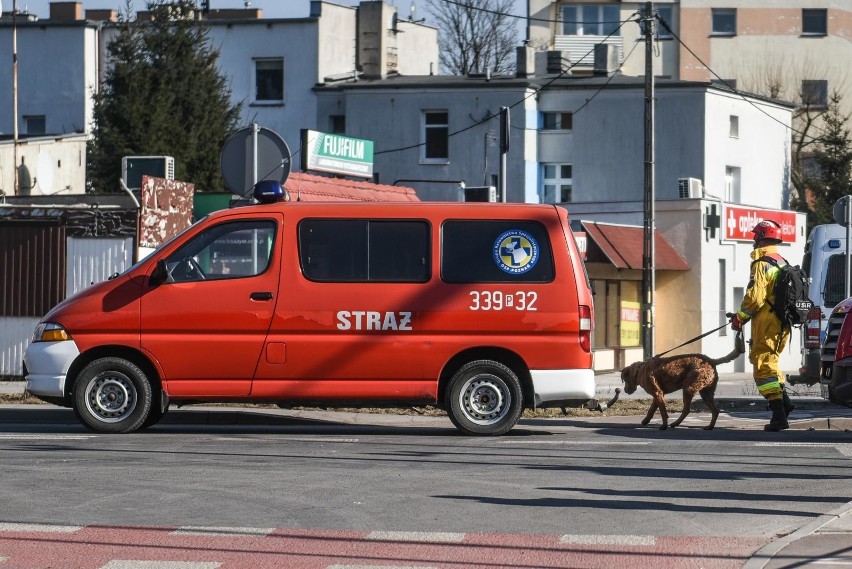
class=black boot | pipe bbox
[781,387,795,419]
[764,399,789,432]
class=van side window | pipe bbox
[299,219,430,282]
[824,254,848,307]
[164,220,276,283]
[441,220,554,283]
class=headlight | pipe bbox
[32,323,72,343]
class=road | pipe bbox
[0,406,850,568]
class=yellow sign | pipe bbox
[620,300,641,347]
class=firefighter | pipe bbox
[730,220,794,431]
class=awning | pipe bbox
[284,172,419,202]
[581,221,690,271]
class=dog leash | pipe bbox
[653,323,732,358]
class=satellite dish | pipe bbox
[37,152,56,195]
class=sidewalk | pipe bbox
[2,374,851,568]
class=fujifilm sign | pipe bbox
[302,129,375,178]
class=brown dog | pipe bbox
[620,337,744,430]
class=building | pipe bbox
[528,0,852,123]
[0,1,439,195]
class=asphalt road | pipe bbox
[0,403,850,568]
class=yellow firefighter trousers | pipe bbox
[749,306,790,401]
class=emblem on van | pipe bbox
[493,230,539,274]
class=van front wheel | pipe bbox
[446,360,523,436]
[72,357,152,433]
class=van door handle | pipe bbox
[250,292,274,301]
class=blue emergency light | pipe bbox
[253,180,288,204]
[829,239,841,249]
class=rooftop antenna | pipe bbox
[408,1,424,23]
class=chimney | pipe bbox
[593,44,619,76]
[516,45,535,78]
[546,50,571,74]
[50,2,83,21]
[85,9,118,22]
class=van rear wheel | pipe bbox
[446,360,523,436]
[72,357,152,433]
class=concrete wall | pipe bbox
[0,135,88,197]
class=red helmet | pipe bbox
[751,220,782,242]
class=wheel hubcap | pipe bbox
[85,373,137,423]
[460,375,509,425]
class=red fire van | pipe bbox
[23,198,595,435]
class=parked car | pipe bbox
[820,296,852,406]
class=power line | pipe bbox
[375,14,639,156]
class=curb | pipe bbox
[742,501,852,569]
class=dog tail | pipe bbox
[708,331,746,366]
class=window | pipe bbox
[802,80,828,108]
[24,115,46,135]
[592,279,640,348]
[542,112,572,130]
[254,58,284,103]
[802,9,827,36]
[164,220,276,283]
[329,115,346,134]
[725,166,741,203]
[422,110,449,162]
[442,220,554,283]
[542,163,572,204]
[729,115,739,138]
[711,8,736,35]
[641,5,673,38]
[562,4,620,36]
[299,219,430,282]
[824,254,848,307]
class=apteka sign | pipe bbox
[723,205,797,243]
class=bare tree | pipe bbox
[736,52,851,224]
[426,0,519,75]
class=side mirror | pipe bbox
[150,259,170,286]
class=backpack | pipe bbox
[756,255,813,329]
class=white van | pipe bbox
[790,223,850,384]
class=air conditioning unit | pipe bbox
[677,177,702,199]
[464,186,497,202]
[122,156,175,189]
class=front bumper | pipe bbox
[23,340,80,397]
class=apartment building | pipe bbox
[528,1,852,117]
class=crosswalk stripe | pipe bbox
[559,534,656,546]
[172,526,274,537]
[0,523,81,533]
[365,531,465,543]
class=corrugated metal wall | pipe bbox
[0,317,39,377]
[0,222,66,317]
[66,237,134,296]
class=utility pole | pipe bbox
[641,1,656,359]
[12,0,19,195]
